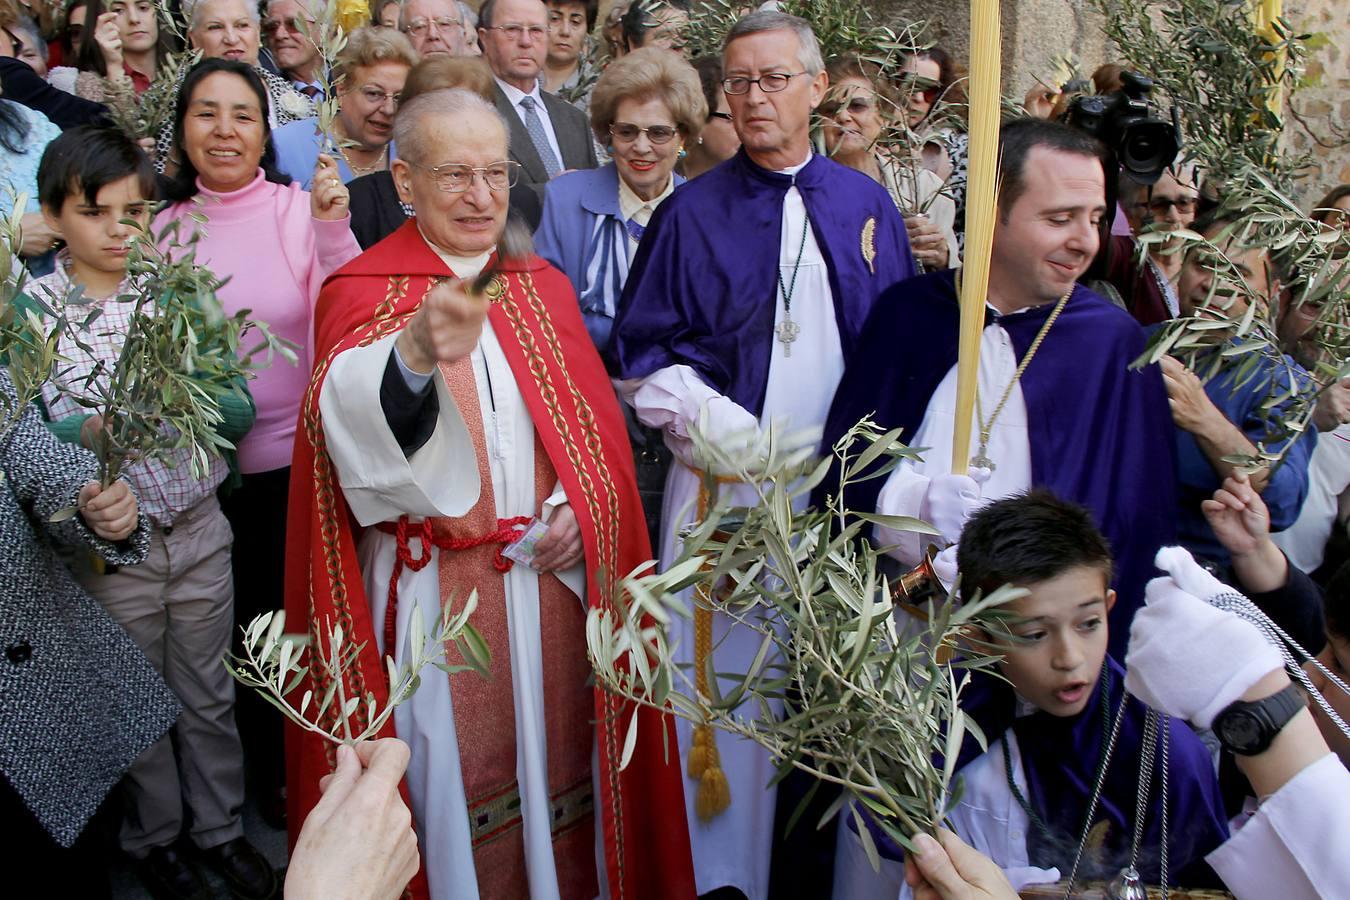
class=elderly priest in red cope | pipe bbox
[285,88,695,900]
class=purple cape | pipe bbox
[859,660,1228,886]
[1007,658,1229,885]
[819,269,1178,657]
[612,148,917,415]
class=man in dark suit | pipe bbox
[478,0,596,201]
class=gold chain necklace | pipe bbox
[337,143,388,175]
[970,288,1072,471]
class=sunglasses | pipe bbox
[609,122,679,144]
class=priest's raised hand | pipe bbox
[394,279,490,373]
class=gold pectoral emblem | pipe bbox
[861,217,877,274]
[482,274,507,303]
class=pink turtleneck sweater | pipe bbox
[156,170,362,474]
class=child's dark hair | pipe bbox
[37,125,157,212]
[957,489,1114,597]
[1325,561,1350,640]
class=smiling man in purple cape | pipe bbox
[609,10,915,900]
[821,118,1177,661]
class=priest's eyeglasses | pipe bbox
[408,160,522,193]
[722,72,807,95]
[609,122,679,144]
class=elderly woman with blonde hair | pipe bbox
[272,26,420,186]
[533,45,705,355]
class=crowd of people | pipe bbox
[1,0,1348,899]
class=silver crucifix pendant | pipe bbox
[776,316,800,357]
[969,452,996,472]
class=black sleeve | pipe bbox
[0,58,110,129]
[1236,555,1327,658]
[379,345,439,457]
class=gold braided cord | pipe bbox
[686,473,739,821]
[973,288,1073,454]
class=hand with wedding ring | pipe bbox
[532,502,584,573]
[311,154,350,221]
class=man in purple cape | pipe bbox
[609,11,914,900]
[820,118,1177,659]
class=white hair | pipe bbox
[187,0,260,33]
[399,0,462,31]
[393,88,508,164]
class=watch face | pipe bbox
[1221,711,1262,750]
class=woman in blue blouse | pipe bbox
[534,46,706,355]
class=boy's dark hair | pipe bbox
[997,117,1106,219]
[957,489,1114,597]
[1326,561,1350,640]
[37,125,156,212]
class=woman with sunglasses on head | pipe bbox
[272,26,417,187]
[821,55,957,271]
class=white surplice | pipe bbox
[621,156,844,900]
[873,317,1034,565]
[318,242,593,900]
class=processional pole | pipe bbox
[950,0,1002,474]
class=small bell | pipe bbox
[1106,867,1148,900]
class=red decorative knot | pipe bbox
[373,514,533,672]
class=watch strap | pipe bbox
[1216,682,1305,756]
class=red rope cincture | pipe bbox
[373,514,533,676]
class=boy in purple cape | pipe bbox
[833,491,1229,899]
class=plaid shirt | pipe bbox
[30,257,227,526]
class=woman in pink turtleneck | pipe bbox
[156,58,361,824]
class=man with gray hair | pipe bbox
[612,10,916,899]
[287,88,695,900]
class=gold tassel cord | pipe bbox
[950,0,1003,476]
[688,475,735,821]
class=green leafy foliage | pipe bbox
[225,593,488,747]
[586,417,1014,847]
[1100,0,1349,468]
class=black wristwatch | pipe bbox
[1213,683,1306,756]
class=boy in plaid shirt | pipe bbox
[29,126,275,900]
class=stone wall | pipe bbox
[1284,0,1350,200]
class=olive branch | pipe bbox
[225,593,489,747]
[1100,0,1348,470]
[586,417,1015,861]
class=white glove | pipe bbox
[1125,549,1283,729]
[921,471,987,546]
[932,544,958,593]
[696,396,764,471]
[1154,545,1233,601]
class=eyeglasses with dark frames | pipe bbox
[722,71,807,95]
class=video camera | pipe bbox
[1064,71,1181,185]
